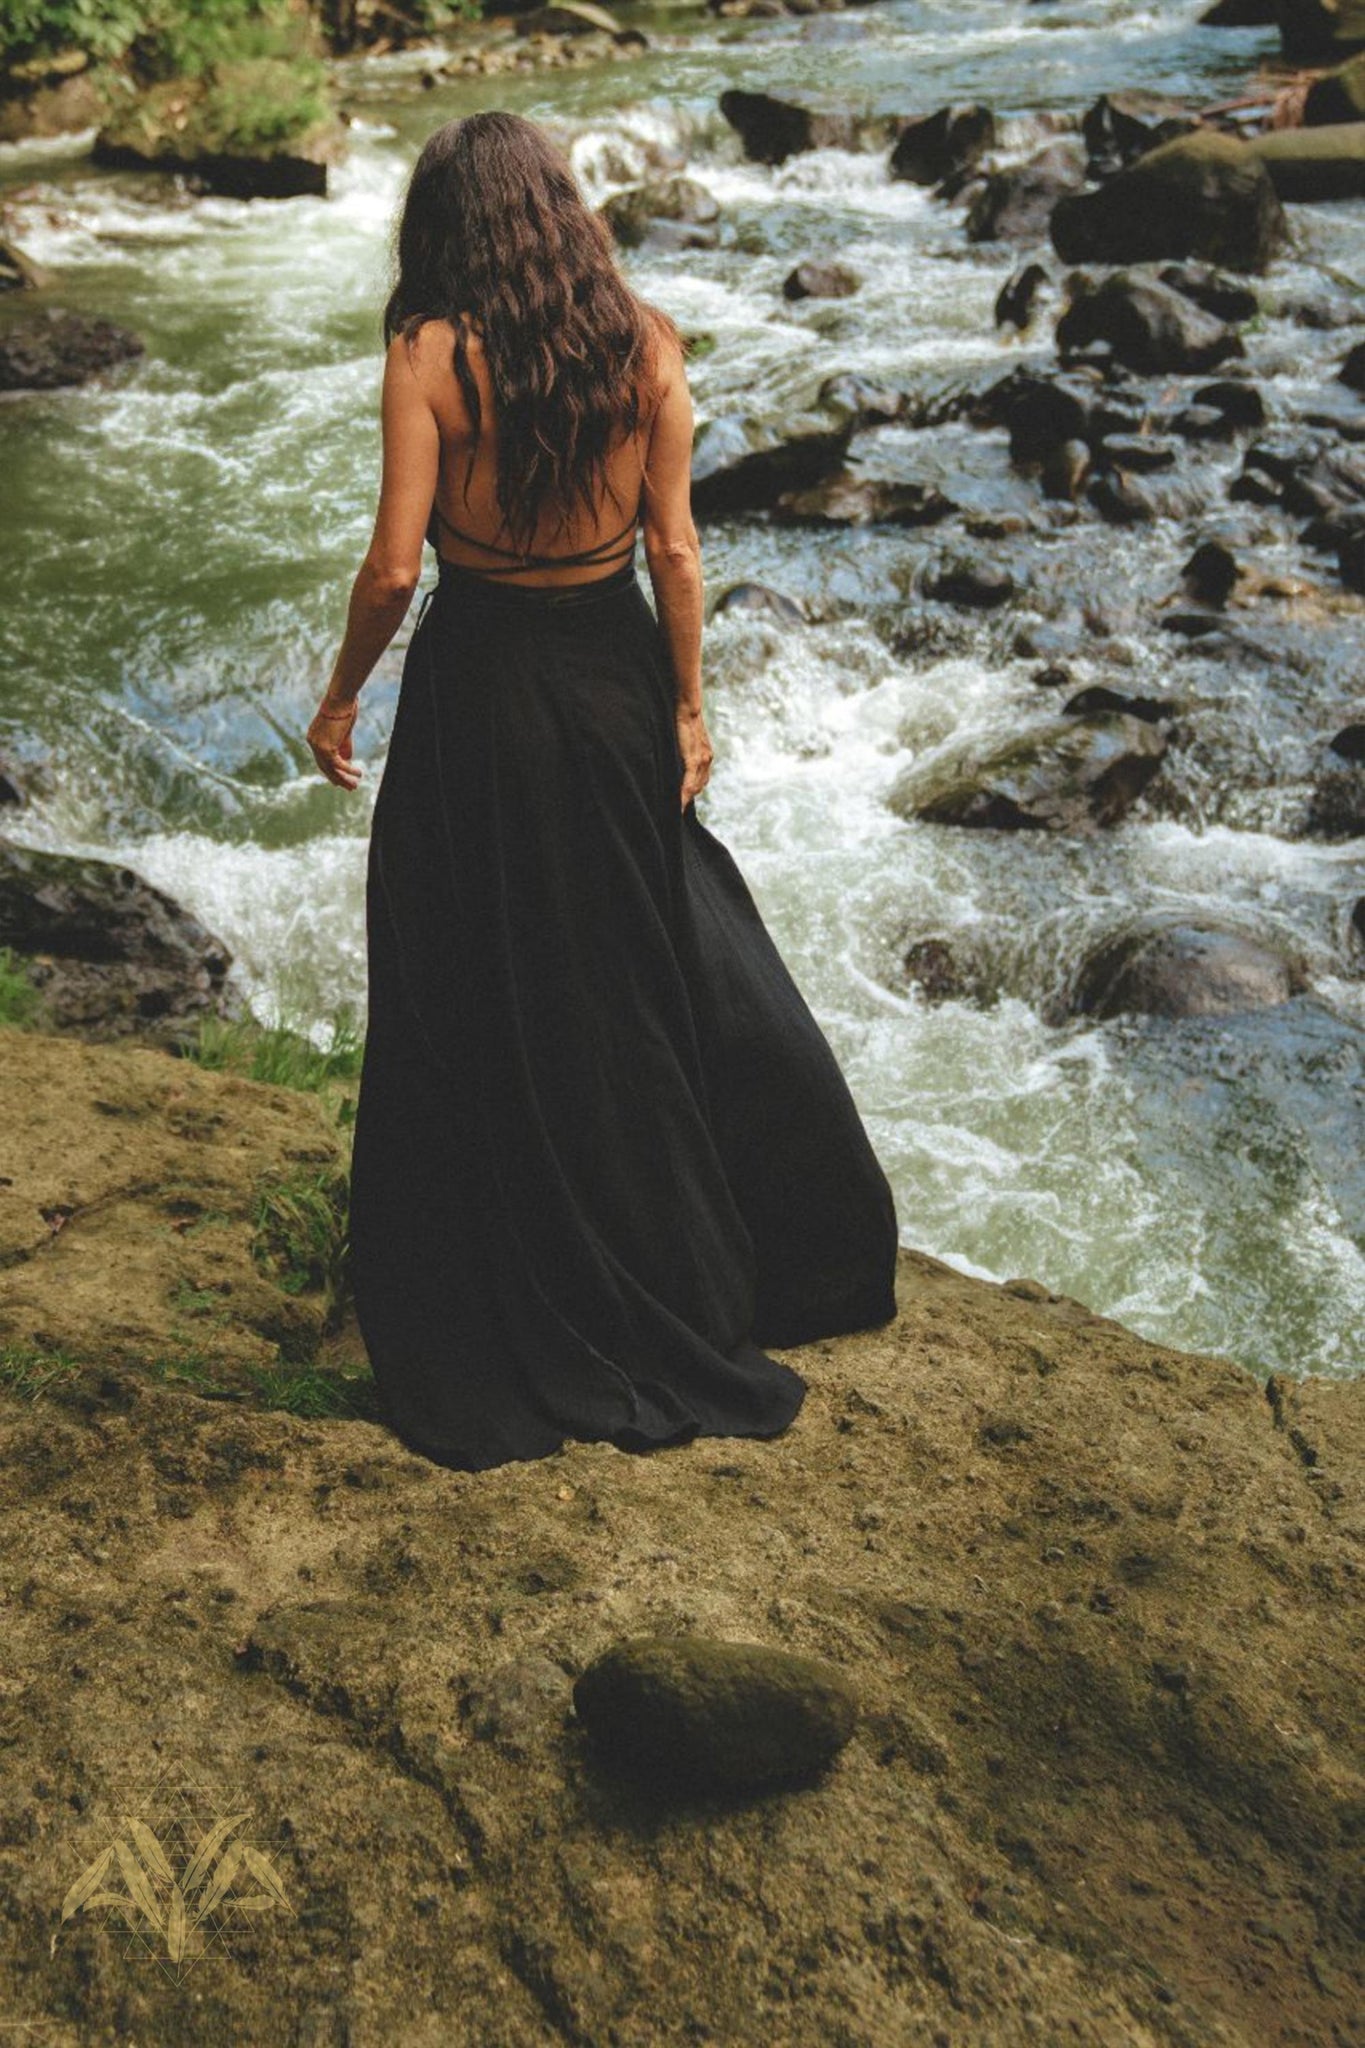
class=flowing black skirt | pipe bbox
[347,553,899,1472]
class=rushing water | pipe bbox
[3,0,1365,1376]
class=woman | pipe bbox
[307,111,898,1473]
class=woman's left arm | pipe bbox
[307,333,439,791]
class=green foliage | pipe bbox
[0,1342,82,1400]
[0,0,322,77]
[0,947,44,1029]
[250,1165,350,1310]
[248,1358,379,1420]
[185,994,363,1095]
[198,54,329,150]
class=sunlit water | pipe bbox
[3,0,1364,1376]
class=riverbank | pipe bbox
[0,1016,1360,2043]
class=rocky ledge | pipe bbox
[0,1022,1360,2045]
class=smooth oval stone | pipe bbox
[572,1633,858,1792]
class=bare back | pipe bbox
[411,315,662,589]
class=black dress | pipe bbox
[346,516,899,1473]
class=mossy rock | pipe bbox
[1245,122,1365,200]
[1050,129,1287,274]
[572,1634,859,1793]
[1303,51,1365,123]
[94,61,345,200]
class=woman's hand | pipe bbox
[307,696,363,792]
[676,704,713,811]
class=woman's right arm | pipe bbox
[640,335,714,810]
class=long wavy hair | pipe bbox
[383,111,687,552]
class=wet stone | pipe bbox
[572,1634,859,1794]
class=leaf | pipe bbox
[165,1886,187,1962]
[234,1894,282,1912]
[240,1845,292,1911]
[60,1843,114,1924]
[182,1811,251,1899]
[114,1838,165,1934]
[124,1817,174,1887]
[191,1842,241,1922]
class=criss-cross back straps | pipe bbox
[429,491,643,577]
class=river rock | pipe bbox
[1156,262,1260,324]
[889,103,995,185]
[1062,684,1173,722]
[572,1635,858,1793]
[1081,91,1203,178]
[1056,271,1246,375]
[713,582,808,624]
[995,260,1053,330]
[1302,51,1365,123]
[966,143,1086,244]
[93,63,346,201]
[782,258,860,299]
[718,88,902,164]
[0,839,237,1042]
[1068,916,1310,1018]
[900,935,967,1001]
[974,365,1116,465]
[1245,122,1365,199]
[816,370,910,425]
[515,0,626,31]
[0,309,144,392]
[0,237,51,292]
[888,710,1167,833]
[1050,130,1287,273]
[1233,429,1365,518]
[1183,538,1240,606]
[1272,0,1365,61]
[599,177,719,250]
[1087,471,1160,523]
[1190,375,1266,429]
[924,555,1016,608]
[1096,433,1179,471]
[1200,0,1278,21]
[691,404,854,516]
[1304,751,1365,836]
[773,473,956,525]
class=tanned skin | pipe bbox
[307,318,714,813]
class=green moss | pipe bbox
[0,1342,83,1400]
[250,1165,350,1314]
[0,946,45,1030]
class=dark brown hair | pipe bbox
[383,111,686,552]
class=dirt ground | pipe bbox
[0,1026,1360,2046]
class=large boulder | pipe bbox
[1272,0,1365,62]
[717,88,902,164]
[1050,130,1288,274]
[0,309,144,392]
[966,143,1086,244]
[1080,91,1204,177]
[1056,271,1246,375]
[599,177,719,250]
[92,61,346,200]
[1302,51,1365,123]
[691,403,854,516]
[889,103,995,185]
[888,711,1168,833]
[572,1635,859,1794]
[1067,915,1310,1018]
[1245,123,1365,200]
[0,839,238,1043]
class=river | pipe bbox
[3,0,1364,1378]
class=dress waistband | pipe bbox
[431,554,640,611]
